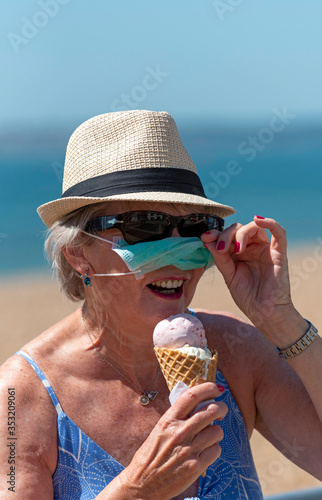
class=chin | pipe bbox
[146,300,191,326]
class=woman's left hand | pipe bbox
[201,216,301,343]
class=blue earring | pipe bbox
[81,268,92,288]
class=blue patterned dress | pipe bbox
[16,350,263,499]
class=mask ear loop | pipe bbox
[94,271,140,276]
[81,230,121,248]
[81,230,144,277]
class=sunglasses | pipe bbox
[85,210,224,245]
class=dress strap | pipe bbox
[188,308,197,317]
[15,350,63,415]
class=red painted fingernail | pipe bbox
[204,231,212,235]
[255,215,265,219]
[217,241,225,251]
[217,385,225,393]
[234,241,240,253]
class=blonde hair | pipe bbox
[45,203,109,301]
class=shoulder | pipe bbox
[192,307,275,362]
[0,354,58,475]
[0,309,83,475]
[7,309,83,375]
[193,307,288,396]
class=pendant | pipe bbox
[139,394,150,405]
[139,391,159,406]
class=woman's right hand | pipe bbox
[118,383,227,500]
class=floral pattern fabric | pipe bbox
[16,350,262,500]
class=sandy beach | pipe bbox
[1,244,321,496]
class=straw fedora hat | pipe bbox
[37,110,235,227]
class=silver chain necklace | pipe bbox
[80,309,160,405]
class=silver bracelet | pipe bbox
[276,320,318,360]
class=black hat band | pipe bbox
[62,167,207,199]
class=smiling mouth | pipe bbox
[147,279,184,295]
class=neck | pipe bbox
[81,303,160,388]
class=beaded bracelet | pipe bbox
[276,320,318,360]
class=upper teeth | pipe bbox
[150,279,184,289]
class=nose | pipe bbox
[170,226,181,237]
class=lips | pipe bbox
[147,278,184,296]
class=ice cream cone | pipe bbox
[153,347,218,392]
[154,346,218,478]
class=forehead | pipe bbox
[97,201,207,216]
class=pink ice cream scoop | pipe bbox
[153,313,207,349]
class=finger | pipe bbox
[202,224,241,282]
[253,216,287,253]
[199,441,222,470]
[202,223,242,250]
[204,235,237,287]
[192,421,224,451]
[171,405,226,472]
[168,383,221,420]
[164,402,226,457]
[188,401,228,435]
[233,220,270,254]
[201,229,221,244]
[208,220,269,285]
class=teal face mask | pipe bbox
[113,237,214,276]
[84,232,214,277]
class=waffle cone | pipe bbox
[154,347,218,392]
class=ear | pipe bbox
[62,245,90,275]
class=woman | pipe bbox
[0,110,321,500]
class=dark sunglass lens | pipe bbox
[123,212,172,244]
[180,215,223,237]
[209,216,224,231]
[180,216,210,238]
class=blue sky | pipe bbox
[1,0,322,126]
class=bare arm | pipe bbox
[202,216,322,478]
[253,322,322,478]
[196,308,322,479]
[0,357,55,499]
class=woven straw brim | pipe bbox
[37,192,235,228]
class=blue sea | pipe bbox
[1,119,321,275]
